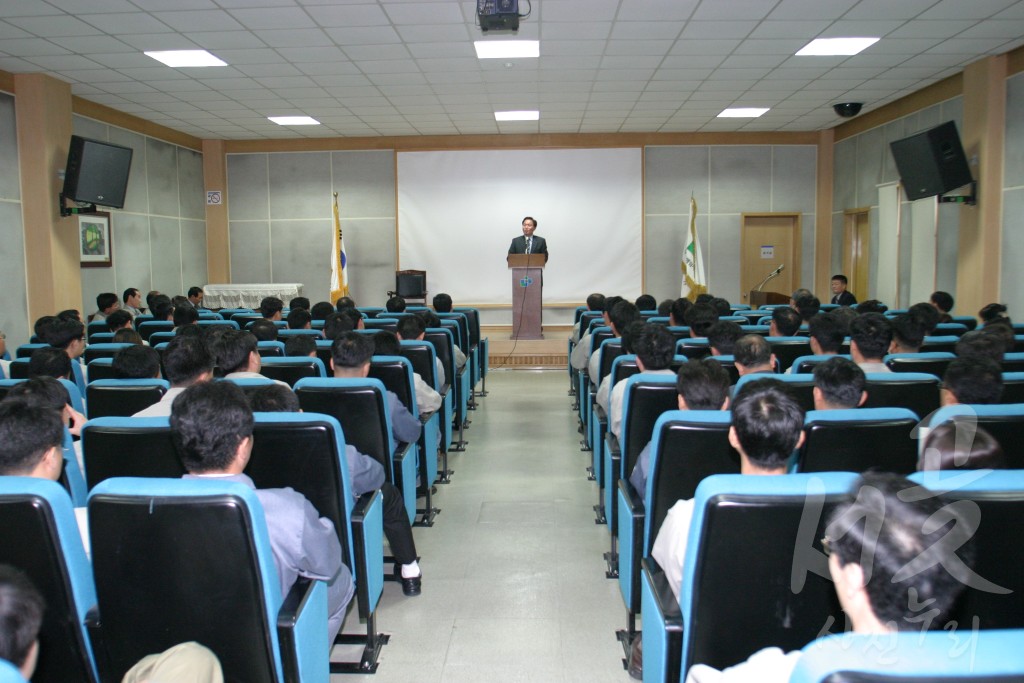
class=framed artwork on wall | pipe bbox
[79,212,112,268]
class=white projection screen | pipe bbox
[397,148,643,308]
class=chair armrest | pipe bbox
[392,441,417,525]
[419,409,436,423]
[351,490,384,617]
[606,432,621,458]
[439,383,450,397]
[594,404,606,423]
[617,478,646,610]
[641,557,684,683]
[85,605,113,683]
[278,577,329,683]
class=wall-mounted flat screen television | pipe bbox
[889,121,973,201]
[62,135,134,209]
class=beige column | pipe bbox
[956,55,1006,313]
[815,128,835,297]
[202,138,230,284]
[14,73,79,321]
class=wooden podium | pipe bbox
[507,254,545,339]
[748,290,789,308]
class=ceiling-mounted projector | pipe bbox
[477,0,520,32]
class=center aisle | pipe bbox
[342,369,636,682]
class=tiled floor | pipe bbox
[335,368,636,682]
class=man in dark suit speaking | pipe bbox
[507,216,549,263]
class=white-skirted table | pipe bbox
[202,283,303,309]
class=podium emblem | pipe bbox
[519,276,533,287]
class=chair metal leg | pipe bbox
[438,448,453,483]
[332,611,390,674]
[604,534,618,578]
[594,484,606,525]
[415,484,439,527]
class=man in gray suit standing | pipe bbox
[507,216,549,262]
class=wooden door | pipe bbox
[843,209,870,302]
[740,214,801,304]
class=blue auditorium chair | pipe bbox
[928,404,1024,469]
[735,373,816,414]
[798,408,919,474]
[85,378,169,418]
[258,356,327,387]
[863,372,940,420]
[789,354,852,374]
[883,351,955,376]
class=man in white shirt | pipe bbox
[133,336,215,417]
[207,329,288,388]
[605,323,676,439]
[849,313,893,373]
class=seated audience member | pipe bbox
[334,296,356,311]
[571,293,605,344]
[684,472,975,682]
[171,381,352,640]
[323,310,363,340]
[607,324,676,438]
[628,358,730,493]
[940,357,1003,406]
[105,309,134,333]
[176,324,201,338]
[635,294,657,312]
[249,319,279,342]
[801,312,844,359]
[134,336,214,417]
[432,293,453,313]
[33,315,57,344]
[311,301,335,321]
[0,564,45,681]
[888,314,926,354]
[596,321,644,412]
[733,334,775,377]
[830,306,858,335]
[47,319,86,362]
[710,297,731,318]
[812,357,866,410]
[652,378,804,601]
[289,296,310,312]
[57,310,82,323]
[856,299,888,315]
[112,328,144,345]
[145,291,162,314]
[979,302,1010,327]
[918,421,1005,471]
[122,288,144,317]
[207,329,286,387]
[121,642,223,683]
[385,296,406,314]
[684,303,718,339]
[0,396,66,483]
[955,329,1006,363]
[657,299,673,317]
[377,326,443,416]
[284,335,317,358]
[930,290,954,323]
[669,297,692,327]
[570,295,622,372]
[173,305,199,330]
[849,313,892,373]
[5,376,86,448]
[187,287,205,309]
[91,292,120,322]
[171,296,193,312]
[908,302,941,335]
[769,306,802,337]
[28,347,72,380]
[417,309,467,372]
[331,332,421,446]
[694,293,714,306]
[793,295,820,322]
[790,288,813,308]
[286,308,312,331]
[707,321,742,356]
[112,345,161,380]
[152,296,174,322]
[828,274,856,306]
[590,300,641,385]
[259,297,284,322]
[249,383,423,596]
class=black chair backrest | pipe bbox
[622,381,681,475]
[768,340,812,372]
[369,360,415,415]
[363,319,398,332]
[863,376,940,419]
[0,492,96,683]
[947,414,1024,470]
[136,321,173,341]
[579,311,603,335]
[598,340,625,384]
[1003,355,1024,372]
[436,313,469,351]
[295,384,392,470]
[707,356,740,384]
[455,308,481,348]
[799,415,919,474]
[8,361,29,379]
[886,356,953,376]
[422,331,454,385]
[1001,376,1024,404]
[85,360,119,381]
[676,343,709,360]
[648,419,740,552]
[400,344,438,390]
[258,359,321,387]
[590,328,615,356]
[82,423,184,489]
[256,345,283,358]
[83,344,133,363]
[89,490,279,683]
[775,379,816,415]
[85,383,166,418]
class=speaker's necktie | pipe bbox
[526,237,532,254]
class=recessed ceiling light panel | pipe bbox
[475,41,540,59]
[144,50,227,67]
[495,110,540,121]
[717,108,769,118]
[796,37,880,56]
[268,116,321,126]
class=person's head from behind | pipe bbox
[106,309,133,332]
[28,347,71,380]
[33,316,56,343]
[669,298,691,327]
[111,328,143,346]
[432,293,453,313]
[794,296,820,322]
[47,319,85,358]
[770,306,802,337]
[830,275,848,296]
[694,293,714,306]
[249,319,278,342]
[729,378,804,472]
[289,296,310,311]
[284,335,317,358]
[0,564,45,680]
[979,303,1009,325]
[602,296,623,324]
[856,300,888,315]
[807,312,844,355]
[733,334,774,374]
[323,310,359,340]
[676,358,729,411]
[919,421,1004,471]
[791,288,813,307]
[710,297,731,317]
[373,330,402,356]
[632,324,674,371]
[707,321,742,356]
[955,329,1006,363]
[112,345,161,379]
[396,315,425,341]
[608,300,641,338]
[4,377,73,439]
[849,313,892,363]
[259,296,284,321]
[941,357,1003,406]
[657,299,673,316]
[930,291,954,314]
[152,296,174,322]
[96,292,120,316]
[831,306,858,335]
[208,329,258,375]
[386,296,406,313]
[889,314,926,354]
[825,472,974,632]
[249,384,300,413]
[417,309,441,330]
[619,321,645,355]
[587,293,606,313]
[311,301,335,320]
[684,303,718,337]
[634,294,657,312]
[146,291,161,312]
[170,381,253,474]
[813,356,866,410]
[286,308,311,330]
[331,331,374,377]
[908,302,941,335]
[56,310,81,323]
[173,304,199,329]
[162,335,214,388]
[187,286,204,307]
[0,398,64,480]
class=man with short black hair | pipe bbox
[112,345,161,380]
[28,347,72,380]
[0,564,45,680]
[106,309,134,333]
[284,335,317,358]
[889,314,926,354]
[807,312,844,356]
[769,307,802,337]
[323,311,357,341]
[635,294,657,311]
[385,296,406,313]
[259,296,283,321]
[606,324,676,438]
[849,313,893,373]
[335,296,356,311]
[930,290,954,322]
[134,335,214,417]
[669,298,691,327]
[829,274,856,306]
[92,292,120,322]
[955,329,1006,363]
[793,295,820,322]
[311,301,335,320]
[432,292,453,313]
[151,295,174,322]
[289,296,310,311]
[394,316,443,415]
[122,288,144,316]
[249,319,278,342]
[941,357,1003,406]
[590,300,641,384]
[187,286,205,309]
[0,399,65,482]
[208,329,286,386]
[286,308,312,331]
[710,297,731,317]
[707,321,742,356]
[571,293,605,344]
[733,334,775,376]
[684,303,718,338]
[46,319,86,361]
[173,305,199,330]
[172,381,352,639]
[908,302,941,336]
[812,357,867,410]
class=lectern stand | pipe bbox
[507,254,544,339]
[748,291,789,308]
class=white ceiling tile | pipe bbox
[718,55,787,69]
[114,67,191,81]
[7,14,102,37]
[540,22,612,40]
[919,0,1018,20]
[53,35,137,53]
[395,24,471,43]
[748,21,831,39]
[681,21,758,39]
[0,21,33,39]
[312,74,374,87]
[268,46,345,63]
[77,12,174,35]
[212,48,287,65]
[819,20,907,37]
[543,2,618,26]
[886,20,977,39]
[732,39,808,55]
[407,41,474,58]
[667,39,740,56]
[604,40,673,56]
[382,2,465,24]
[0,1,64,18]
[193,77,262,90]
[995,2,1024,18]
[591,80,645,92]
[152,10,244,32]
[417,57,480,72]
[957,20,1024,38]
[228,7,317,30]
[298,61,362,76]
[539,55,602,69]
[377,83,434,96]
[538,67,597,81]
[188,31,268,49]
[0,38,69,56]
[599,55,663,69]
[660,55,726,69]
[342,44,412,61]
[369,72,428,86]
[235,62,302,78]
[926,37,1012,53]
[304,4,390,27]
[116,32,201,51]
[359,59,423,74]
[610,21,684,40]
[767,0,859,21]
[253,28,333,48]
[692,0,777,21]
[324,26,402,45]
[254,74,318,88]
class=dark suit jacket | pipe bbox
[831,290,857,306]
[508,235,548,262]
